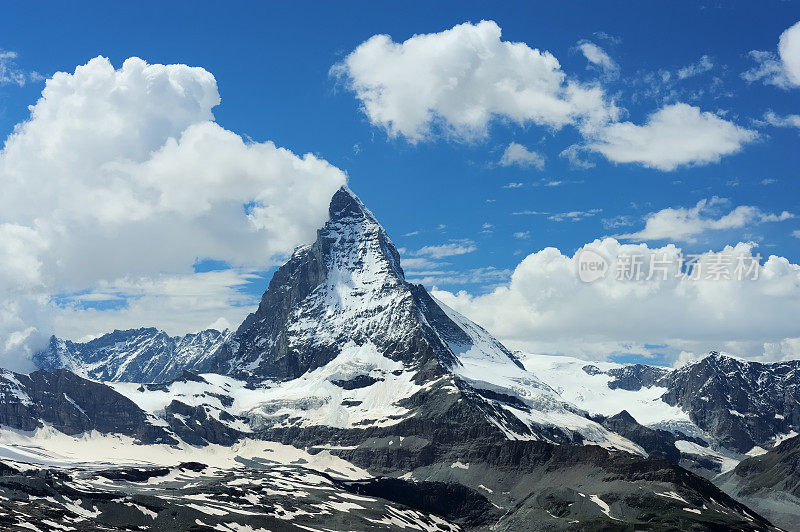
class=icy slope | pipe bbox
[519,355,693,430]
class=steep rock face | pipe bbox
[0,369,174,444]
[209,187,458,382]
[592,410,681,462]
[606,364,670,391]
[661,353,800,452]
[34,328,228,383]
[716,435,800,530]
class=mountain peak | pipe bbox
[329,185,374,221]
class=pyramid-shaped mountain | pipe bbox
[23,187,780,530]
[209,186,465,380]
[203,187,631,450]
[38,187,636,450]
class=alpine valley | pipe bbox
[2,188,797,531]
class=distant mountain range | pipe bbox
[0,187,793,530]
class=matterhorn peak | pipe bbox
[328,185,375,222]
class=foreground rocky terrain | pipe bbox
[716,434,800,529]
[0,187,792,530]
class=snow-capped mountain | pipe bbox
[522,352,800,476]
[192,187,641,452]
[34,327,229,383]
[11,187,786,530]
[662,353,800,453]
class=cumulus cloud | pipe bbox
[618,198,794,242]
[332,20,618,142]
[434,239,800,363]
[742,20,800,88]
[336,21,755,171]
[586,103,758,171]
[0,56,346,370]
[499,142,545,169]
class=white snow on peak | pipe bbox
[286,191,413,354]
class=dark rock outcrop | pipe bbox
[661,353,800,452]
[0,368,175,444]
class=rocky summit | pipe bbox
[8,187,791,530]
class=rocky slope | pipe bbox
[0,459,468,531]
[716,434,800,530]
[524,353,800,465]
[662,353,800,453]
[0,368,173,445]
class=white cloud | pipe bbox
[618,198,794,242]
[337,21,754,171]
[513,231,530,239]
[577,41,618,77]
[676,55,714,80]
[559,144,596,169]
[411,241,477,258]
[0,56,346,370]
[53,270,259,341]
[586,103,757,171]
[333,20,618,142]
[793,230,800,239]
[510,209,601,222]
[434,239,800,362]
[0,50,35,87]
[760,110,800,129]
[742,20,800,88]
[401,257,441,270]
[548,209,602,222]
[780,20,800,85]
[405,267,511,287]
[499,142,545,169]
[504,182,524,189]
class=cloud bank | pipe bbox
[434,239,800,364]
[0,56,346,370]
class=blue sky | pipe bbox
[1,2,799,367]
